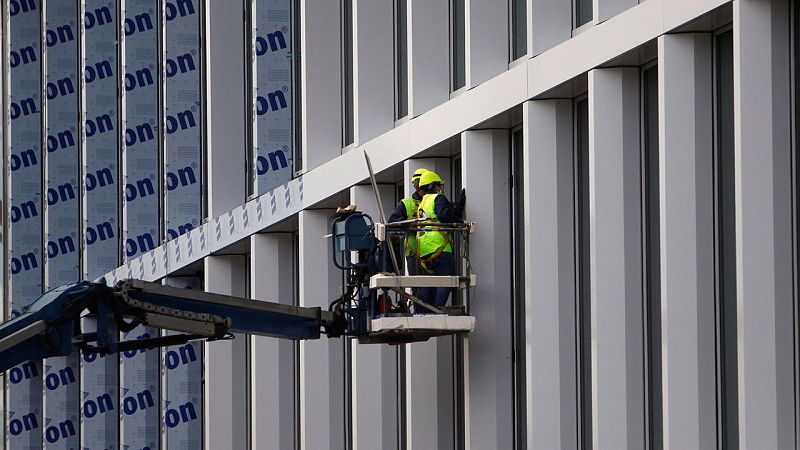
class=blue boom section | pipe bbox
[121,280,330,339]
[0,280,344,375]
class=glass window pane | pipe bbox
[575,97,592,449]
[576,0,593,28]
[715,29,738,450]
[510,129,526,448]
[642,65,663,450]
[343,0,354,145]
[396,0,408,119]
[512,0,527,60]
[452,0,466,90]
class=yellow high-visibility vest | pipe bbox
[416,193,452,257]
[401,197,420,256]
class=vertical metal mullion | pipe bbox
[244,0,253,198]
[157,3,165,448]
[509,126,526,450]
[791,3,800,447]
[246,253,253,450]
[157,0,164,244]
[639,64,650,450]
[40,0,47,302]
[639,63,655,450]
[291,0,302,175]
[76,2,86,446]
[711,29,723,450]
[791,1,800,446]
[573,96,583,450]
[293,231,301,450]
[200,0,208,220]
[115,4,124,449]
[117,0,125,267]
[1,0,9,443]
[78,0,85,286]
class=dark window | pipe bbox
[575,97,592,449]
[714,29,738,450]
[510,128,527,448]
[343,0,354,146]
[642,64,663,450]
[511,0,527,60]
[576,0,593,28]
[395,0,409,119]
[452,0,466,91]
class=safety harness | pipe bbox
[415,194,452,274]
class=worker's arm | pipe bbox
[434,194,464,223]
[387,200,408,223]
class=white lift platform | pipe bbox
[365,272,477,344]
[366,314,476,344]
[359,248,478,344]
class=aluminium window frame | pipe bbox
[639,59,662,450]
[573,93,592,450]
[711,23,738,450]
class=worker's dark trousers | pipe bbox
[405,256,419,276]
[417,252,455,313]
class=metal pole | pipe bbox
[362,151,401,275]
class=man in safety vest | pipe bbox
[388,168,428,276]
[414,170,466,313]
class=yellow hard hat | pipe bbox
[411,168,428,183]
[418,170,444,188]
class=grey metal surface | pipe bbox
[733,0,796,448]
[524,99,578,449]
[588,67,645,450]
[657,33,717,450]
[461,129,514,450]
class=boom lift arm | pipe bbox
[0,279,346,373]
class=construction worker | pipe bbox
[388,168,428,276]
[415,170,466,313]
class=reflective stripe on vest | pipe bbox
[416,193,452,257]
[401,197,420,256]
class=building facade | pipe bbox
[1,0,799,449]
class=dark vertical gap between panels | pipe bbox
[792,1,800,446]
[511,0,526,61]
[294,232,301,450]
[394,181,408,450]
[791,0,800,448]
[342,0,354,147]
[451,154,466,450]
[344,339,353,450]
[642,64,662,450]
[395,0,408,120]
[713,28,738,450]
[451,0,465,91]
[510,127,527,450]
[575,96,592,450]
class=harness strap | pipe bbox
[416,224,451,274]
